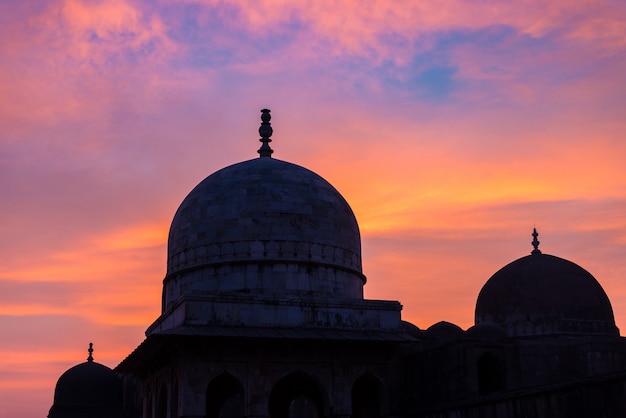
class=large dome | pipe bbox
[475,230,618,337]
[162,110,364,311]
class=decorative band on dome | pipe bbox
[166,239,363,277]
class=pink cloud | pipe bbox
[166,0,626,63]
[1,1,625,416]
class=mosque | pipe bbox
[49,110,626,417]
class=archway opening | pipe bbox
[288,394,319,418]
[352,374,381,418]
[269,372,324,418]
[206,373,244,418]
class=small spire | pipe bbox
[87,342,94,362]
[257,108,274,158]
[531,228,541,255]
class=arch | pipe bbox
[156,384,167,418]
[352,374,382,418]
[206,373,244,418]
[477,352,506,394]
[268,371,326,418]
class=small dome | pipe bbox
[475,249,618,337]
[424,321,464,341]
[401,320,423,338]
[162,110,364,310]
[49,346,123,418]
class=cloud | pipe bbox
[160,0,626,65]
[1,1,625,417]
[0,0,180,139]
[360,197,626,329]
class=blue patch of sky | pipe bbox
[416,67,458,99]
[371,24,555,102]
[373,54,459,102]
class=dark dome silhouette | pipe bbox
[475,230,618,337]
[48,344,123,418]
[424,321,464,341]
[162,109,364,312]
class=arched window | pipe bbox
[352,374,381,418]
[206,373,244,418]
[477,352,506,394]
[156,385,167,418]
[268,372,325,418]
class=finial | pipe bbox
[257,108,274,158]
[87,342,94,362]
[531,228,541,255]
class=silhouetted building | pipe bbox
[50,110,626,417]
[49,344,124,418]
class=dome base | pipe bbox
[149,292,402,334]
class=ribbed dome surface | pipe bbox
[475,253,618,337]
[49,361,122,418]
[163,156,365,308]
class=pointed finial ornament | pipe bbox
[87,342,94,362]
[257,108,274,158]
[531,228,541,255]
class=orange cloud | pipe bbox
[0,223,166,329]
[1,1,625,417]
[89,223,168,251]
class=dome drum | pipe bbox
[167,239,362,278]
[162,261,365,311]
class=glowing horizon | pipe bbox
[2,1,626,416]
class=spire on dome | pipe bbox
[531,228,541,255]
[257,108,274,158]
[87,342,94,362]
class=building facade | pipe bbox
[50,110,626,418]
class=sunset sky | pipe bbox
[2,0,626,416]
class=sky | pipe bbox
[1,0,626,416]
